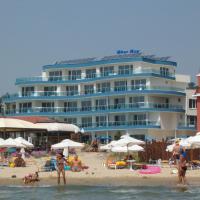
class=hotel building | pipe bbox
[2,51,196,140]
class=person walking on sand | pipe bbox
[56,153,66,185]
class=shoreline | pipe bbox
[0,176,199,187]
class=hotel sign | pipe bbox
[116,49,140,55]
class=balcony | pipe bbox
[177,123,196,131]
[15,69,175,85]
[4,102,184,117]
[78,120,161,132]
[3,86,185,103]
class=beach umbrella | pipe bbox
[186,135,200,148]
[111,145,144,153]
[51,139,84,150]
[0,138,26,148]
[100,141,118,150]
[114,135,145,147]
[166,139,191,152]
[196,132,200,136]
[0,138,4,143]
[15,137,34,148]
[128,145,144,152]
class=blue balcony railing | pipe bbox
[3,85,185,102]
[4,102,184,116]
[15,69,175,85]
[177,123,196,130]
[77,120,161,131]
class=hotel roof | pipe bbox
[43,52,177,70]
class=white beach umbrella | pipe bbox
[51,139,84,150]
[100,141,118,150]
[196,132,200,136]
[0,138,4,143]
[0,138,26,148]
[186,135,200,148]
[111,145,144,153]
[166,139,191,152]
[128,145,144,152]
[114,135,145,147]
[15,137,34,148]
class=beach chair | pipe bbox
[41,159,57,172]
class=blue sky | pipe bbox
[0,0,199,95]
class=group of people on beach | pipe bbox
[56,153,83,184]
[172,140,187,185]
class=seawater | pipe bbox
[0,185,199,200]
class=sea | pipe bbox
[0,185,199,200]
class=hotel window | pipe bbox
[49,71,62,81]
[187,116,197,126]
[96,116,107,127]
[44,86,57,96]
[129,96,145,107]
[81,117,92,127]
[114,97,125,109]
[81,100,92,111]
[19,102,32,113]
[131,79,146,90]
[95,99,107,110]
[68,70,81,80]
[22,87,34,97]
[64,101,78,112]
[66,85,78,96]
[114,115,126,126]
[189,99,196,109]
[160,67,169,77]
[133,114,146,125]
[64,118,77,124]
[97,82,110,93]
[41,102,54,112]
[118,65,133,75]
[86,69,96,79]
[114,80,127,91]
[100,66,114,76]
[84,85,94,94]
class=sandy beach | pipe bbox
[0,152,200,187]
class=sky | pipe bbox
[0,0,199,95]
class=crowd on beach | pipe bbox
[0,138,198,187]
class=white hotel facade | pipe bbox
[3,52,196,140]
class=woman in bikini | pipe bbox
[56,153,66,185]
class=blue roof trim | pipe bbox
[43,57,177,70]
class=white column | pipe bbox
[81,69,86,79]
[96,68,100,77]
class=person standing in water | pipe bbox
[178,153,187,185]
[56,153,66,185]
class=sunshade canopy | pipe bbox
[35,123,80,133]
[0,118,46,132]
[15,137,34,148]
[111,145,144,153]
[51,139,84,149]
[0,138,25,148]
[114,135,145,146]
